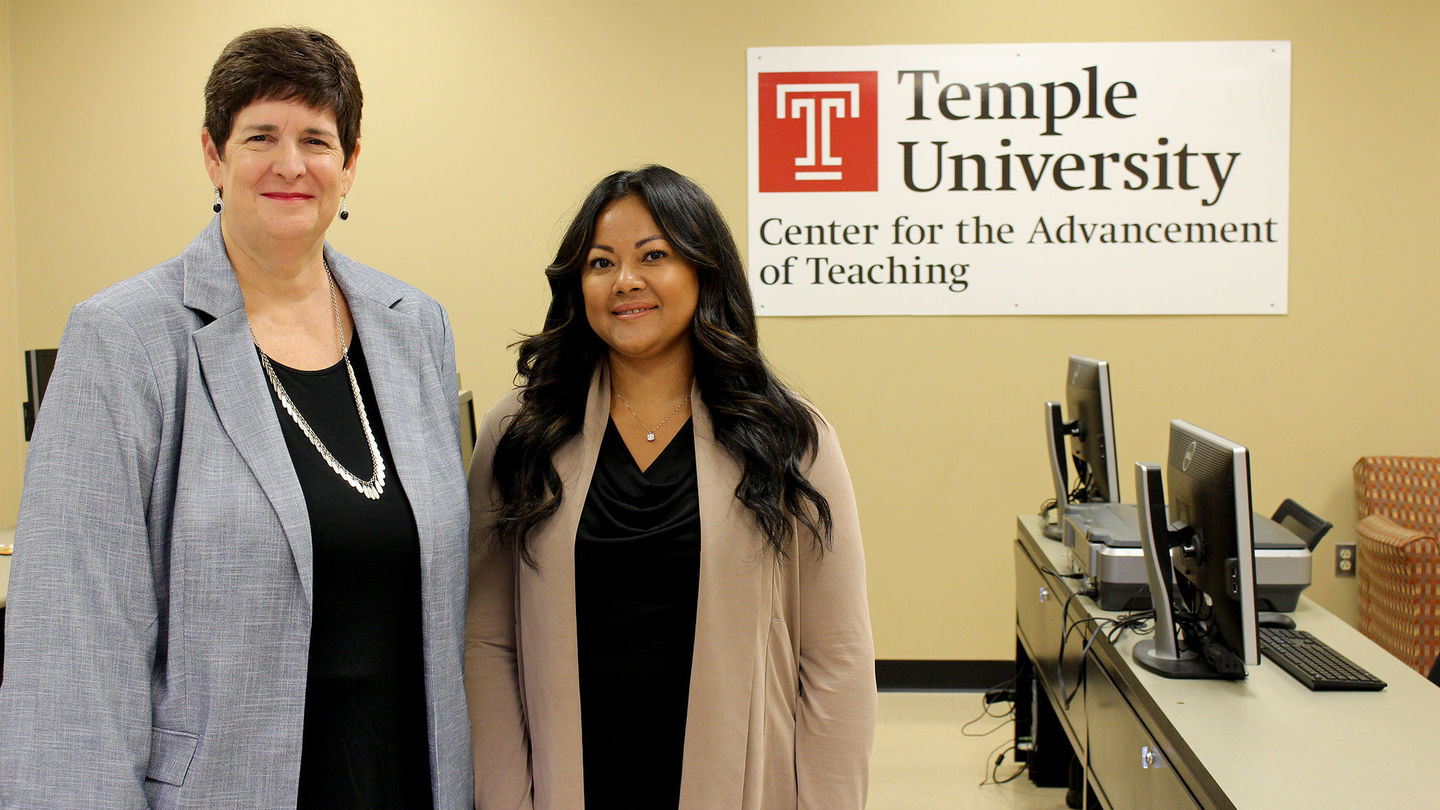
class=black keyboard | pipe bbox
[1259,627,1387,691]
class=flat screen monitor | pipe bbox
[1132,420,1259,680]
[23,348,58,442]
[459,389,477,473]
[1065,356,1120,502]
[1044,356,1120,536]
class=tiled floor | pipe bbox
[870,691,1070,810]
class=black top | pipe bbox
[260,338,433,809]
[575,418,702,809]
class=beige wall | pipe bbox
[3,0,1437,660]
[0,0,19,525]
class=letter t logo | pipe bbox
[759,71,878,192]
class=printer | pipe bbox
[1061,502,1312,612]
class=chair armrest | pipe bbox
[1358,513,1437,554]
[1355,514,1440,674]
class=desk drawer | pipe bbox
[1014,540,1087,749]
[1084,658,1200,810]
[1015,540,1063,671]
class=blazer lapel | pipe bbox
[682,382,766,806]
[183,220,314,605]
[333,259,439,572]
[523,366,608,806]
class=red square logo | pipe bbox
[758,71,879,193]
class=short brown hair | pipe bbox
[203,27,362,163]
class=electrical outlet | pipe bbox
[1335,543,1357,577]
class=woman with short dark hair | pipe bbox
[466,165,876,809]
[0,27,471,808]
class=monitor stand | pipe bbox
[1133,639,1218,679]
[1131,463,1247,681]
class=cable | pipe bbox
[978,737,1028,787]
[964,672,1019,736]
[980,672,1018,711]
[1062,610,1156,708]
[968,672,1026,785]
[1109,610,1156,642]
[1054,586,1096,708]
[1069,466,1093,504]
[962,713,1014,738]
[1055,592,1159,709]
[1039,497,1061,539]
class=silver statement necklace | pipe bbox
[615,392,690,442]
[252,262,387,500]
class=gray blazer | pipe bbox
[0,219,473,808]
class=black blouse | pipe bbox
[575,418,702,809]
[260,338,433,809]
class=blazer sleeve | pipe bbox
[464,400,535,810]
[432,302,462,453]
[794,417,878,810]
[0,301,164,807]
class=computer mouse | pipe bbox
[1257,612,1296,630]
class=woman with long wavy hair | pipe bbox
[465,165,875,809]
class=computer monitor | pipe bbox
[1132,420,1259,680]
[459,389,478,473]
[1044,356,1120,536]
[22,348,58,442]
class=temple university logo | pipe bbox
[758,71,878,192]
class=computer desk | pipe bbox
[1014,514,1440,809]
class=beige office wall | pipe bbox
[4,0,1438,660]
[0,0,19,526]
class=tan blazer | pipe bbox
[465,366,876,809]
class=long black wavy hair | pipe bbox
[490,165,833,568]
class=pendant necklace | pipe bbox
[252,262,387,499]
[615,392,690,442]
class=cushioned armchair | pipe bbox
[1353,456,1440,675]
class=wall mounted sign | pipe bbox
[747,42,1291,315]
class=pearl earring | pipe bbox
[339,195,349,221]
[212,187,223,213]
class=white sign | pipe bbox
[747,43,1291,315]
